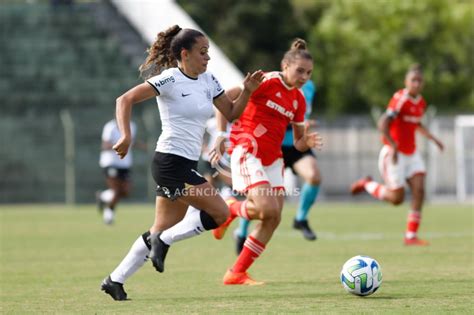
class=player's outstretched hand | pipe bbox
[113,137,131,159]
[433,137,444,152]
[209,135,226,167]
[243,70,264,94]
[304,123,323,150]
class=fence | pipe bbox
[0,111,467,204]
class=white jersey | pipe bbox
[99,120,137,168]
[147,68,224,161]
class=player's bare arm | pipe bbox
[213,70,264,122]
[417,123,444,151]
[114,82,156,159]
[293,122,323,152]
[378,113,398,163]
[209,110,228,166]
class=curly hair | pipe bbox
[139,25,205,79]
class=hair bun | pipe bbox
[291,38,307,51]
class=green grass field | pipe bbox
[1,202,472,314]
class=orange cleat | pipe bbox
[404,237,430,246]
[212,197,238,240]
[223,269,264,286]
[350,176,373,195]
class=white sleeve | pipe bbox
[101,122,114,142]
[130,121,137,141]
[146,71,176,96]
[209,73,225,99]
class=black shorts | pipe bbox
[282,146,315,174]
[197,158,215,176]
[151,152,207,200]
[103,167,131,180]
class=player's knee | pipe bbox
[212,205,230,226]
[392,195,404,205]
[388,189,404,205]
[260,207,281,228]
[309,174,321,186]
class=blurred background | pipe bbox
[0,0,472,204]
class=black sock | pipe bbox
[200,211,218,230]
[142,231,151,250]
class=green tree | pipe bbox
[178,0,304,72]
[310,0,473,115]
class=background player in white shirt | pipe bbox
[100,25,263,301]
[97,119,142,225]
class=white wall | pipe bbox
[110,0,244,89]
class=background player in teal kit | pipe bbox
[233,80,321,253]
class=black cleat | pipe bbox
[293,219,317,241]
[149,233,169,273]
[101,276,127,301]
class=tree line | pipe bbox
[177,0,473,116]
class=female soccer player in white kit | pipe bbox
[100,25,263,301]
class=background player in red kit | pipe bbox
[211,39,322,285]
[351,64,444,246]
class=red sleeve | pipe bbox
[387,90,406,114]
[387,95,398,111]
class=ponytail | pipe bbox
[139,25,182,79]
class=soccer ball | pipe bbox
[340,255,382,296]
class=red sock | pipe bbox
[229,200,250,220]
[406,211,421,239]
[364,181,387,200]
[232,235,265,273]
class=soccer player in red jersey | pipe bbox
[210,39,322,285]
[351,64,444,246]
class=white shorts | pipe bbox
[231,145,285,193]
[378,145,426,190]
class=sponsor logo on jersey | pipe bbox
[265,100,294,120]
[154,76,175,88]
[181,92,191,97]
[276,92,282,98]
[211,74,223,92]
[402,115,422,123]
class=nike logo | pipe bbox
[181,93,191,97]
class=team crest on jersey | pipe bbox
[154,76,175,88]
[293,100,298,109]
[205,88,212,101]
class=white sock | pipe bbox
[160,206,205,245]
[100,189,115,203]
[103,208,114,225]
[364,181,386,200]
[110,235,150,284]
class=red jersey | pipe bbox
[382,89,426,154]
[229,72,306,166]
